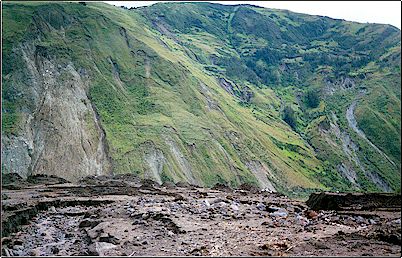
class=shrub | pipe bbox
[305,89,320,108]
[283,106,296,129]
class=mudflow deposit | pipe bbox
[1,1,401,257]
[1,174,401,256]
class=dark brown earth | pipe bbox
[1,175,401,256]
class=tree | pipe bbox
[283,106,297,129]
[305,89,320,108]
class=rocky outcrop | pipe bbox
[164,136,198,185]
[1,42,111,182]
[218,78,236,96]
[323,76,356,95]
[119,27,131,48]
[199,82,222,112]
[319,113,392,191]
[142,141,166,185]
[336,163,358,186]
[218,78,254,103]
[245,160,276,192]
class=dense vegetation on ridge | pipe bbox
[2,2,401,196]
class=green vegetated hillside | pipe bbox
[2,2,401,195]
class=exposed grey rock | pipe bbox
[256,203,266,211]
[230,203,239,211]
[245,160,276,192]
[78,219,100,229]
[142,141,165,185]
[95,242,117,256]
[2,42,111,182]
[270,208,288,218]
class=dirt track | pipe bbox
[1,175,401,256]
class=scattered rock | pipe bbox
[270,208,288,218]
[2,179,401,257]
[13,239,23,246]
[95,242,117,256]
[29,248,41,256]
[230,203,239,211]
[212,183,232,192]
[99,233,120,244]
[311,240,329,249]
[238,183,260,193]
[295,215,309,226]
[266,206,281,212]
[2,193,9,200]
[256,203,266,211]
[51,246,59,254]
[305,210,318,219]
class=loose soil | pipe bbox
[1,175,401,256]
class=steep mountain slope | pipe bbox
[2,2,400,195]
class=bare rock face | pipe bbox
[245,160,276,192]
[1,42,111,182]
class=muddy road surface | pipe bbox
[1,175,401,256]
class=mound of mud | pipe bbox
[1,183,401,256]
[175,181,197,189]
[112,173,142,184]
[307,192,402,211]
[139,179,165,191]
[212,183,232,192]
[237,183,260,193]
[79,175,111,185]
[27,174,70,185]
[2,173,29,190]
[161,181,176,189]
[2,173,24,184]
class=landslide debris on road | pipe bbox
[307,192,402,211]
[1,175,401,256]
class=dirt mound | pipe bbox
[306,192,402,211]
[368,223,401,245]
[140,178,159,190]
[175,181,193,189]
[112,173,142,184]
[27,174,70,185]
[2,173,24,184]
[237,183,260,193]
[212,183,232,192]
[161,181,176,189]
[79,175,112,185]
[2,173,29,189]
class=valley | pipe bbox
[1,1,401,196]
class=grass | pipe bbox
[2,1,400,195]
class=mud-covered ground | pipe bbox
[1,175,401,256]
